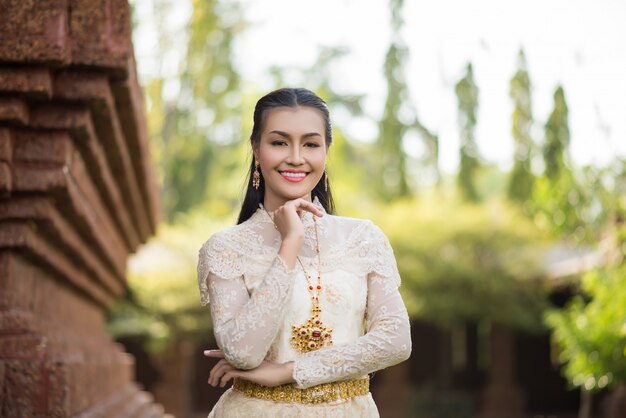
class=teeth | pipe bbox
[281,172,307,178]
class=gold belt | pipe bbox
[232,377,370,404]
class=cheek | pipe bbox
[309,149,327,169]
[258,146,283,168]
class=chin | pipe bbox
[272,183,315,200]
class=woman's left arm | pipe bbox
[291,269,412,389]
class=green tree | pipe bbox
[377,0,411,199]
[544,85,570,180]
[455,63,480,201]
[531,85,592,240]
[377,0,439,199]
[508,49,535,203]
[145,0,245,221]
[546,262,626,393]
[544,160,626,416]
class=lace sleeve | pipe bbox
[197,233,299,369]
[292,222,412,389]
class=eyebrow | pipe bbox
[268,130,322,139]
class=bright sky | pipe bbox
[133,0,626,173]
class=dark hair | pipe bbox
[236,87,336,224]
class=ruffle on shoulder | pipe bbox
[197,228,277,306]
[353,220,402,289]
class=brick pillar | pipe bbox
[0,1,163,416]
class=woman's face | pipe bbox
[254,106,328,206]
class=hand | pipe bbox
[272,198,324,243]
[204,349,295,388]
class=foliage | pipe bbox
[143,0,246,221]
[455,63,481,202]
[545,166,626,391]
[545,262,626,391]
[367,196,551,331]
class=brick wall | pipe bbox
[0,0,164,416]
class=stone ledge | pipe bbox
[11,128,131,275]
[0,68,53,100]
[0,196,125,296]
[0,97,29,125]
[28,106,142,251]
[0,222,115,309]
[53,71,153,239]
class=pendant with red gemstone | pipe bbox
[290,303,333,353]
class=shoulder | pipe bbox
[197,222,256,282]
[326,212,374,231]
[199,222,248,252]
[327,213,388,242]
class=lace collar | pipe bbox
[251,195,327,227]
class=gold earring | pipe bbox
[324,169,328,192]
[253,160,261,190]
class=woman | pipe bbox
[197,87,411,417]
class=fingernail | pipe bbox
[204,350,212,354]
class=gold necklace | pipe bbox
[262,205,333,353]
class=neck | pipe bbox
[263,192,312,212]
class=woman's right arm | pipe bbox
[205,245,298,370]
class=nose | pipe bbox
[286,146,305,165]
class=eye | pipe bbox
[305,142,321,148]
[271,140,287,146]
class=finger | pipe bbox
[210,361,234,387]
[213,364,235,388]
[220,369,241,388]
[290,199,324,217]
[208,359,229,386]
[209,361,228,386]
[204,349,224,358]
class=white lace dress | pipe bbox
[197,196,412,418]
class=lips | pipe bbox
[279,170,309,182]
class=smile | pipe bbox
[279,171,309,182]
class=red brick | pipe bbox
[0,128,12,161]
[0,97,29,125]
[0,162,11,195]
[69,0,131,74]
[0,0,70,65]
[3,357,47,416]
[12,130,70,164]
[0,309,37,334]
[0,67,53,99]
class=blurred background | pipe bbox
[107,0,626,417]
